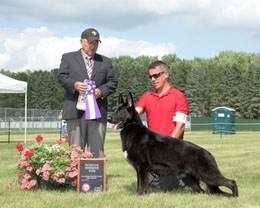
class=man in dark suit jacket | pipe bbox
[58,28,118,158]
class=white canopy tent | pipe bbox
[0,73,27,143]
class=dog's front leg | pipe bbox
[134,166,140,193]
[136,166,149,195]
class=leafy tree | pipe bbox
[0,69,28,108]
[1,51,260,119]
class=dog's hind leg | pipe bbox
[229,180,239,197]
[207,179,238,197]
[207,185,232,197]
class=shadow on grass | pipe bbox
[123,181,195,196]
[123,182,164,195]
[107,174,123,180]
[0,140,20,143]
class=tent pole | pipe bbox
[24,92,27,144]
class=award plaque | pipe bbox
[77,157,106,192]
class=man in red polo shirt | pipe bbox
[135,60,189,191]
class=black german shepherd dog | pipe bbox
[107,93,238,197]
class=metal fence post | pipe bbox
[8,118,10,143]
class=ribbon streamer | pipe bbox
[84,80,101,120]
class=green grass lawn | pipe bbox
[0,131,260,208]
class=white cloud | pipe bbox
[0,27,80,71]
[209,0,260,30]
[100,37,176,58]
[0,27,176,72]
[1,0,260,31]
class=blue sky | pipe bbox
[1,0,260,72]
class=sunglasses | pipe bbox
[149,71,164,79]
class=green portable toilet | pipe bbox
[212,107,235,134]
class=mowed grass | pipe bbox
[0,131,259,208]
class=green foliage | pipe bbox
[0,69,64,110]
[1,50,260,119]
[185,67,200,117]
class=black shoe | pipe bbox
[149,172,160,188]
[159,175,185,192]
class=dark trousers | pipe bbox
[66,115,106,158]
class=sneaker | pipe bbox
[149,172,160,188]
[159,175,185,192]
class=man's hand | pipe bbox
[74,82,89,94]
[74,82,102,99]
[135,107,144,115]
[94,88,102,99]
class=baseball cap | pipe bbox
[81,28,101,43]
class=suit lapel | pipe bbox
[75,50,89,79]
[91,54,101,80]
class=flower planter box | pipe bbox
[37,177,70,190]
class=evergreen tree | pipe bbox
[185,67,200,116]
[1,51,260,119]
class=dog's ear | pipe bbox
[127,92,134,108]
[118,93,124,104]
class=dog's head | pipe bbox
[107,92,136,132]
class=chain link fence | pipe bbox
[0,108,191,130]
[0,108,61,130]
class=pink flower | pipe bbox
[53,175,59,182]
[68,172,74,178]
[24,149,34,159]
[42,162,53,172]
[20,161,30,167]
[20,180,26,190]
[68,170,78,178]
[57,139,63,145]
[64,150,71,155]
[82,152,93,158]
[58,169,64,175]
[23,173,31,180]
[36,169,41,176]
[71,151,80,160]
[71,179,77,187]
[26,166,33,172]
[29,180,37,187]
[43,174,49,181]
[35,134,43,142]
[16,143,24,152]
[70,144,82,152]
[64,158,70,162]
[15,161,20,169]
[58,178,65,184]
[71,160,78,167]
[65,136,69,142]
[14,136,95,190]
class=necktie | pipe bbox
[86,57,93,78]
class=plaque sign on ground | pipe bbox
[77,157,106,192]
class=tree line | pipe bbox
[0,50,260,119]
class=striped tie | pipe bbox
[86,57,93,78]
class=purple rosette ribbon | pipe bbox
[84,80,101,120]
